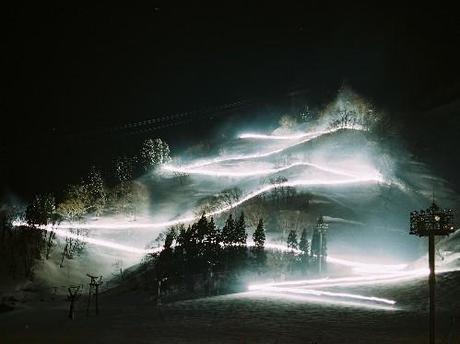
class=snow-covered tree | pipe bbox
[57,167,107,220]
[279,115,297,129]
[57,185,88,221]
[114,156,134,183]
[84,166,106,216]
[139,138,171,171]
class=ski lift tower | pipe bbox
[86,274,103,316]
[410,201,455,344]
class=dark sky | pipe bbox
[1,3,460,197]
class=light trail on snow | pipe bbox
[16,176,383,233]
[239,133,308,140]
[53,227,162,254]
[256,286,396,305]
[14,220,460,312]
[166,126,365,171]
[248,291,397,311]
[262,243,406,274]
[12,219,411,274]
[247,271,428,292]
[162,161,366,179]
[238,125,364,141]
[247,266,460,309]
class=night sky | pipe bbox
[1,3,460,197]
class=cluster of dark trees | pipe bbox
[0,212,43,279]
[149,213,328,299]
[0,138,171,281]
[328,110,362,130]
[149,212,266,296]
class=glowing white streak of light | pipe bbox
[168,126,364,170]
[12,220,413,279]
[296,272,429,289]
[12,221,460,290]
[248,270,430,291]
[25,177,382,233]
[163,161,363,179]
[259,286,396,305]
[249,291,397,311]
[15,127,379,255]
[239,133,309,140]
[47,227,161,254]
[248,274,410,291]
[262,243,406,274]
[13,220,164,255]
[238,125,364,141]
[15,222,409,278]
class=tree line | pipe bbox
[0,138,170,280]
[147,213,327,299]
[148,212,266,296]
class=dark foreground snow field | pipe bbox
[1,272,460,344]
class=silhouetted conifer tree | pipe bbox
[221,214,236,246]
[235,212,248,245]
[299,228,309,254]
[287,230,298,250]
[253,219,266,248]
[252,219,266,272]
[299,228,310,274]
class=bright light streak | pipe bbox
[259,286,396,305]
[201,178,383,223]
[262,243,406,274]
[168,126,365,171]
[22,176,382,233]
[163,161,364,179]
[249,291,397,311]
[12,220,460,296]
[248,270,429,292]
[53,227,161,254]
[13,219,414,281]
[238,125,364,141]
[12,220,163,255]
[238,133,312,140]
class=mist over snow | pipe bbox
[23,88,460,285]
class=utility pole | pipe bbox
[315,216,328,274]
[67,285,82,320]
[86,274,103,316]
[410,201,455,344]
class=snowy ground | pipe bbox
[2,271,459,343]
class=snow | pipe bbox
[2,271,459,343]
